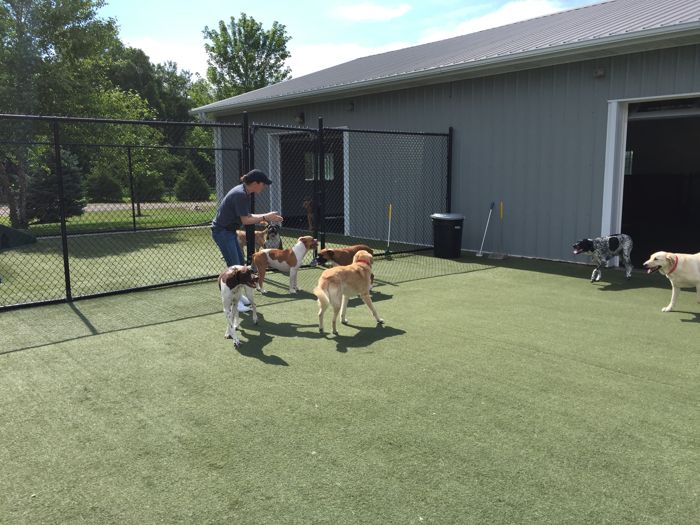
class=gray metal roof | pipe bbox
[194,0,700,117]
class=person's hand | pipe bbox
[266,211,283,223]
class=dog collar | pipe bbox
[667,255,679,275]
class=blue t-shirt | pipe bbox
[212,184,250,229]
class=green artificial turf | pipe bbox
[1,254,697,524]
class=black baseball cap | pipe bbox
[243,169,272,185]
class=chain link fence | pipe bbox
[1,114,450,310]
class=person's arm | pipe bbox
[240,211,283,225]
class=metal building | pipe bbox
[193,0,700,265]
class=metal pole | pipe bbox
[52,120,72,301]
[446,126,453,213]
[242,112,254,264]
[127,146,137,230]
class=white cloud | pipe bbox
[330,3,412,22]
[420,0,566,44]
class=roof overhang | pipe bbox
[192,24,700,120]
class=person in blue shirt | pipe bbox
[211,169,283,311]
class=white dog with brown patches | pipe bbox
[218,265,259,348]
[251,235,317,293]
[643,251,700,312]
[313,249,384,334]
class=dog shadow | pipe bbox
[326,323,406,353]
[235,313,325,364]
[677,310,700,323]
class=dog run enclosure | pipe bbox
[0,113,451,310]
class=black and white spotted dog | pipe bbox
[572,233,633,282]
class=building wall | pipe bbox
[221,43,700,261]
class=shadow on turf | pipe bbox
[329,324,406,353]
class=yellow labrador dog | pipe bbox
[313,249,384,334]
[643,251,700,312]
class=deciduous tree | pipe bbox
[203,13,291,100]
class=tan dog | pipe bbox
[251,235,317,293]
[643,251,700,312]
[237,228,266,253]
[313,250,384,334]
[218,265,259,348]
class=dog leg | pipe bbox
[359,293,384,325]
[591,267,601,282]
[624,261,633,279]
[221,287,236,339]
[340,294,350,325]
[662,285,679,312]
[244,286,258,325]
[331,305,340,335]
[230,291,242,347]
[256,266,267,294]
[289,267,298,293]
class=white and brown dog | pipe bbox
[251,235,317,293]
[643,251,700,312]
[218,265,259,347]
[313,249,384,335]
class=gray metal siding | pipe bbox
[221,44,700,261]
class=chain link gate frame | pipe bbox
[1,113,451,311]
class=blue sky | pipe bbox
[98,0,601,79]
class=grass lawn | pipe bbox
[0,254,698,524]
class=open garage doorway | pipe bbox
[621,98,700,267]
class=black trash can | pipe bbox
[430,213,464,258]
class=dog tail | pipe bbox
[313,284,330,309]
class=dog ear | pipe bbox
[223,268,241,288]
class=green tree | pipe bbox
[25,147,85,223]
[203,12,291,99]
[0,0,119,228]
[175,161,210,202]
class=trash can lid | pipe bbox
[430,213,464,220]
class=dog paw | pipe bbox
[377,319,385,325]
[233,339,242,348]
[332,329,339,335]
[661,306,673,312]
[341,319,349,325]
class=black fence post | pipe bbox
[316,117,325,251]
[446,126,453,213]
[52,120,72,302]
[127,146,137,230]
[242,112,255,264]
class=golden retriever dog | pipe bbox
[643,251,700,312]
[251,235,317,293]
[313,250,384,334]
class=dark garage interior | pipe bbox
[622,100,700,267]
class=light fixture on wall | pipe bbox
[295,111,305,125]
[593,67,606,79]
[345,101,355,112]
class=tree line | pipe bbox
[0,0,291,229]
